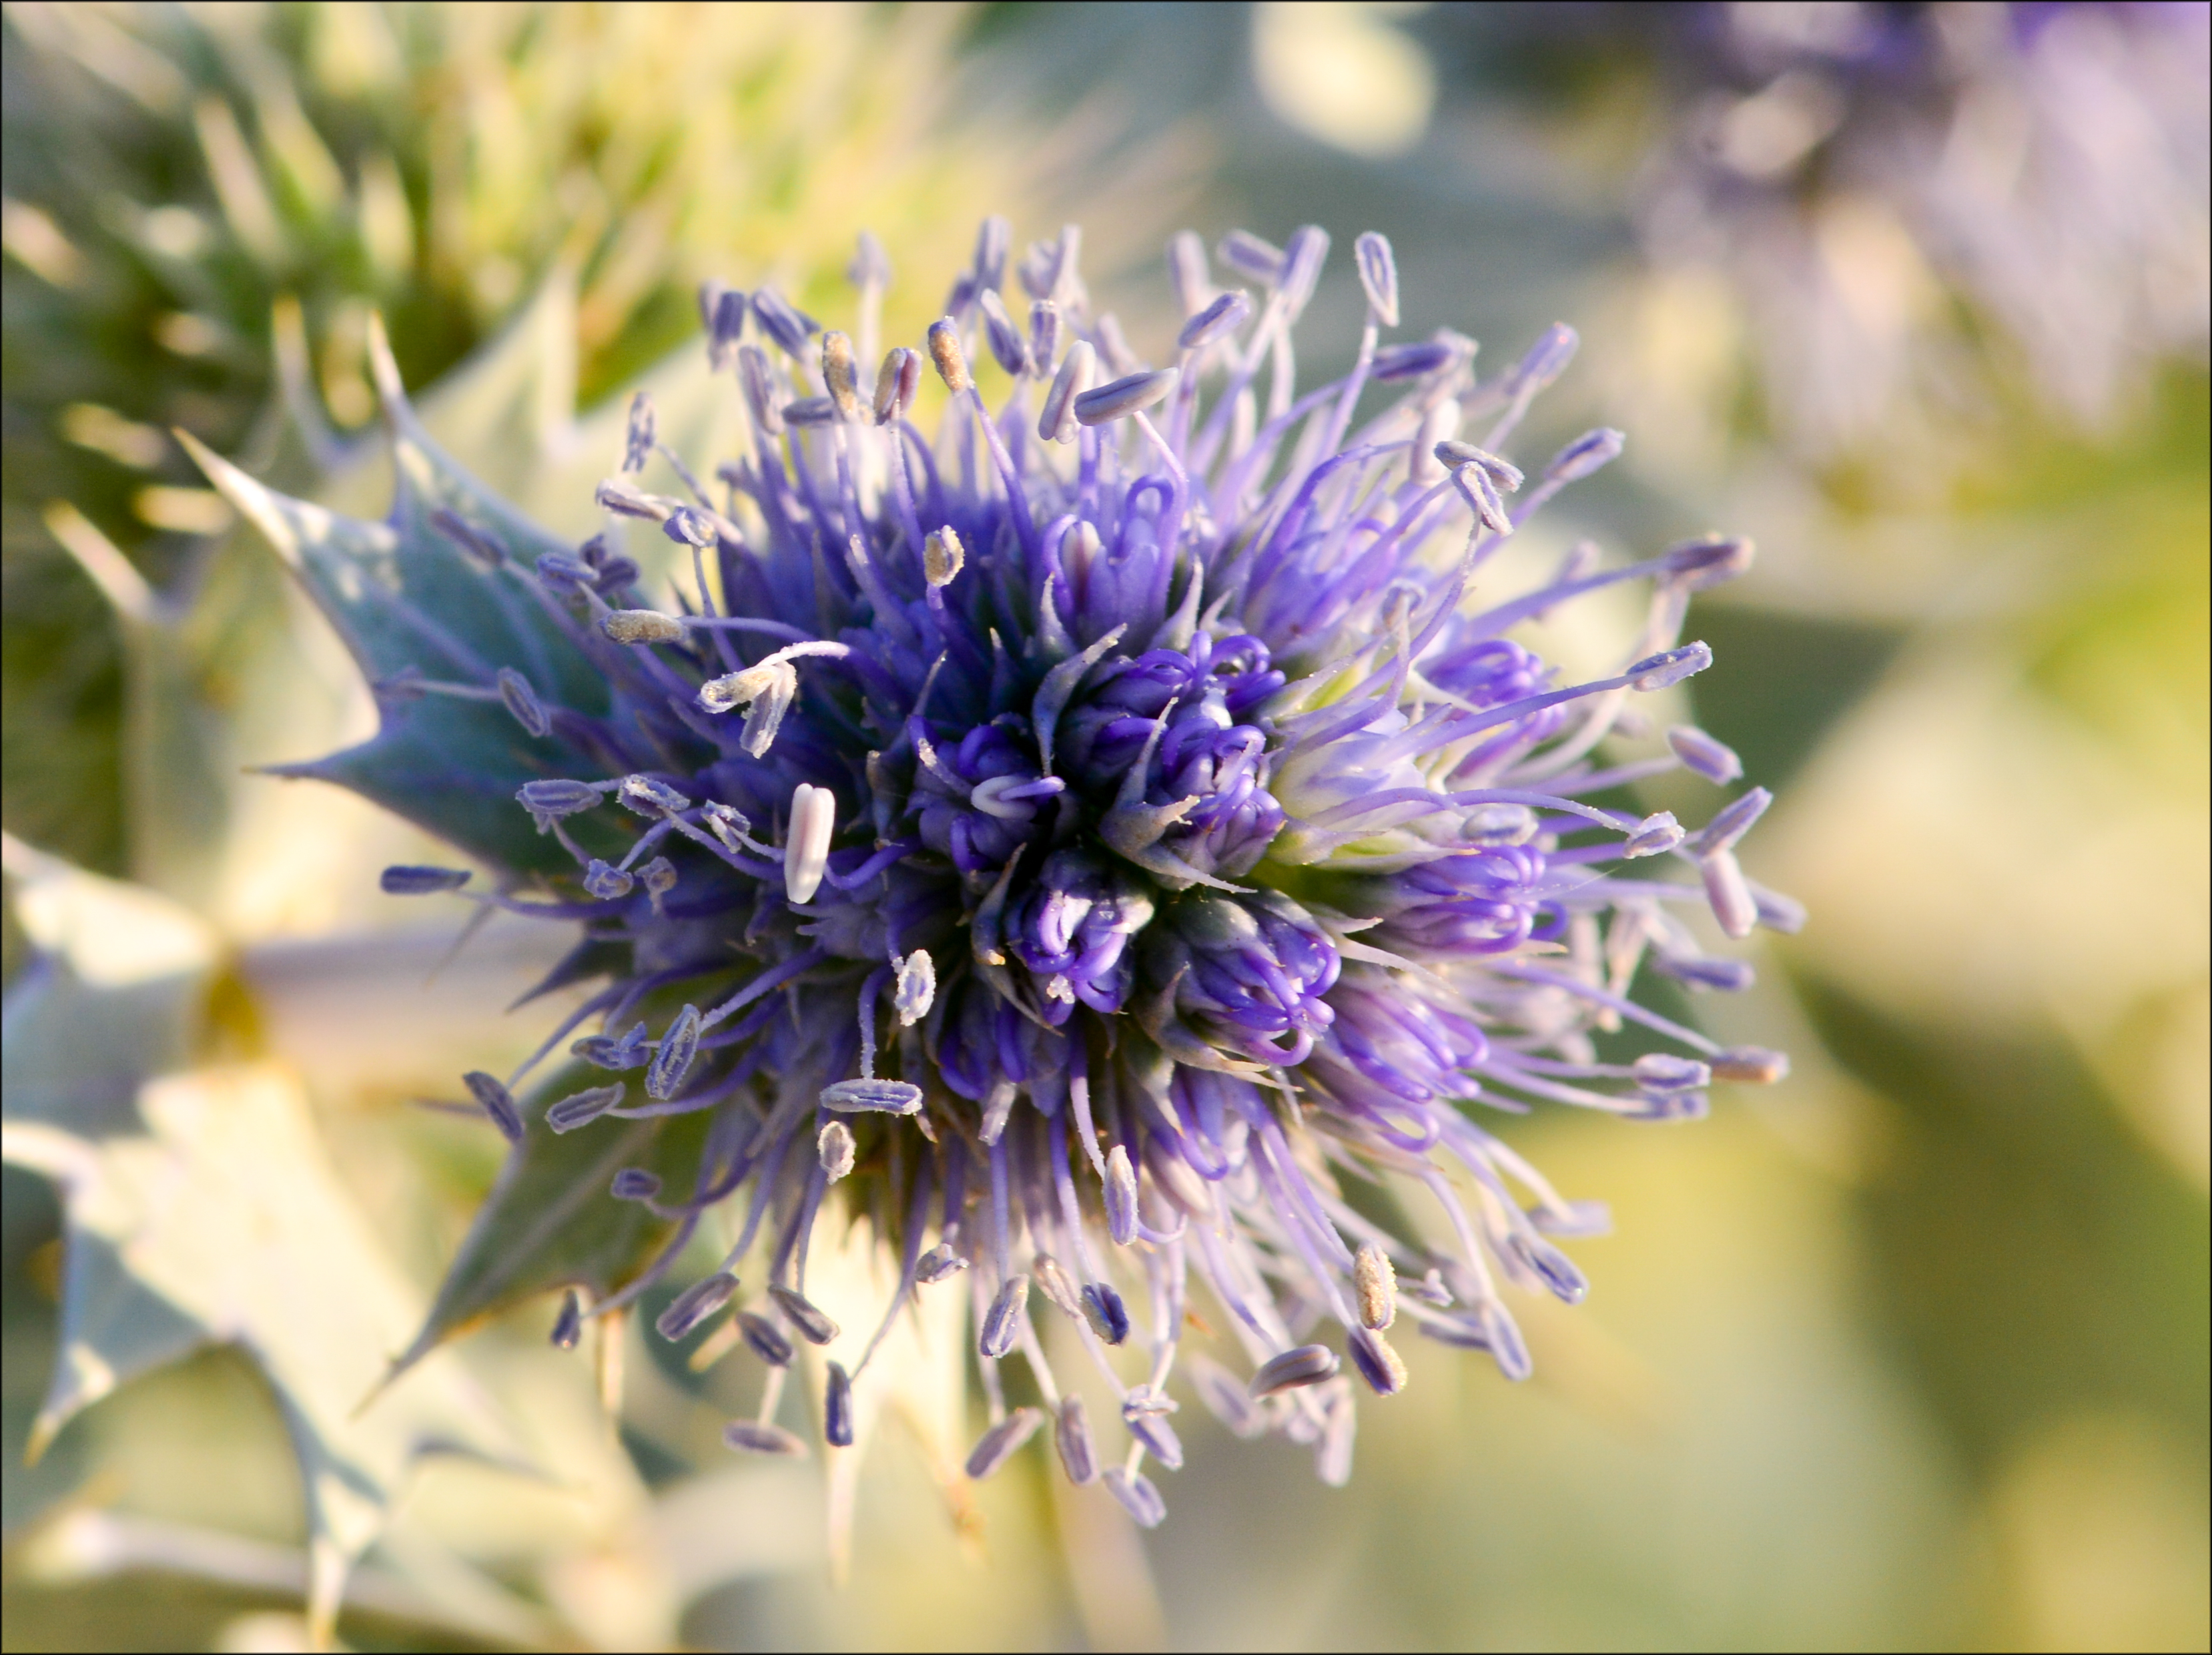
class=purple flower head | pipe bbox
[218,216,1796,1528]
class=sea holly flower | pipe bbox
[192,217,1796,1536]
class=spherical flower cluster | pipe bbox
[214,216,1794,1529]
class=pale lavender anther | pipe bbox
[1250,1344,1339,1398]
[1668,725,1743,783]
[380,865,470,895]
[1103,1465,1167,1528]
[964,1408,1044,1479]
[1629,641,1714,690]
[656,1271,738,1341]
[768,1284,840,1345]
[979,1274,1030,1359]
[1054,1395,1099,1485]
[647,1004,701,1100]
[1179,289,1252,352]
[1623,811,1684,858]
[462,1071,522,1142]
[1355,231,1400,327]
[547,1083,625,1133]
[1074,368,1178,427]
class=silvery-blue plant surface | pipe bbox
[194,218,1795,1532]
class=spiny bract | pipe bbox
[204,217,1796,1528]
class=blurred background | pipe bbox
[2,3,2204,1650]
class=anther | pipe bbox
[1699,846,1760,940]
[1668,725,1743,784]
[893,950,936,1025]
[1509,1233,1589,1305]
[1353,1243,1397,1330]
[874,346,919,424]
[1250,1344,1339,1398]
[915,1244,968,1284]
[611,1169,662,1201]
[1178,289,1251,352]
[824,1361,855,1447]
[1166,229,1211,315]
[497,667,550,737]
[656,1272,739,1341]
[550,1289,583,1350]
[979,1274,1030,1359]
[1628,641,1712,691]
[1104,1144,1140,1246]
[1354,230,1399,327]
[1074,368,1178,426]
[601,609,689,645]
[1217,228,1284,286]
[1632,1052,1711,1091]
[724,1421,807,1457]
[1694,786,1771,854]
[646,1004,701,1100]
[619,774,692,817]
[1102,1465,1167,1529]
[1662,535,1755,588]
[1547,427,1625,483]
[583,860,634,900]
[751,286,817,358]
[926,318,971,393]
[1347,1326,1409,1396]
[623,392,656,472]
[1029,300,1061,368]
[1032,1254,1083,1322]
[964,1407,1045,1479]
[739,344,785,436]
[1375,340,1456,380]
[1054,1395,1099,1485]
[978,290,1031,377]
[639,857,677,915]
[1463,803,1537,846]
[785,783,835,904]
[663,506,715,548]
[1623,811,1684,858]
[924,527,965,587]
[380,865,470,895]
[1037,338,1096,444]
[821,1077,922,1114]
[462,1071,523,1142]
[1711,1046,1791,1084]
[1082,1282,1131,1345]
[768,1285,841,1345]
[821,331,861,422]
[737,1311,795,1367]
[818,1120,856,1182]
[547,1083,625,1133]
[1122,1400,1184,1467]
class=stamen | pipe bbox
[611,1169,662,1201]
[926,318,971,393]
[646,1004,701,1100]
[1250,1344,1339,1398]
[462,1071,522,1142]
[739,344,785,435]
[1032,1254,1084,1322]
[1355,231,1400,327]
[1082,1282,1132,1345]
[1694,786,1772,853]
[496,667,550,737]
[817,1121,857,1182]
[623,392,656,472]
[597,604,692,650]
[1347,1326,1409,1395]
[582,860,633,900]
[785,783,836,903]
[820,1078,924,1114]
[380,865,470,894]
[1623,812,1684,858]
[1664,535,1755,588]
[915,1244,968,1284]
[1104,1144,1140,1246]
[768,1285,841,1345]
[655,1272,739,1341]
[738,1311,795,1367]
[1075,368,1178,426]
[980,1273,1030,1359]
[1179,289,1252,352]
[1629,642,1712,691]
[964,1407,1044,1479]
[1102,1465,1167,1528]
[1122,1399,1184,1467]
[1054,1395,1100,1485]
[874,346,919,425]
[824,1361,855,1447]
[1667,725,1743,784]
[547,1083,625,1133]
[1353,1243,1397,1330]
[821,331,861,420]
[1037,338,1096,444]
[924,527,964,586]
[893,950,936,1025]
[1631,1053,1711,1091]
[1712,1046,1791,1084]
[724,1421,807,1457]
[550,1290,583,1350]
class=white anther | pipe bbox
[925,527,965,587]
[1353,1243,1397,1331]
[894,949,937,1026]
[785,783,835,904]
